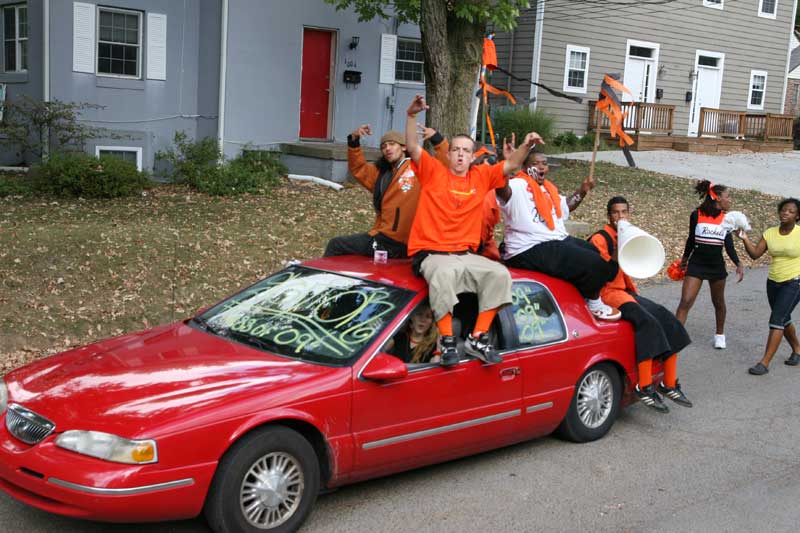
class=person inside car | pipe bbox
[404,94,542,367]
[384,303,440,364]
[589,196,693,413]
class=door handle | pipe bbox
[499,367,521,380]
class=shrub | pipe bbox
[552,131,580,148]
[0,173,32,197]
[29,151,151,198]
[491,107,555,146]
[193,151,286,196]
[155,131,221,186]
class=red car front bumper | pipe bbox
[0,421,217,523]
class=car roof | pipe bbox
[301,255,578,301]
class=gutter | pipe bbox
[217,0,229,158]
[530,0,545,109]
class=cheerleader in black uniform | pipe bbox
[675,180,744,349]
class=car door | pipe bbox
[505,279,579,438]
[350,338,523,479]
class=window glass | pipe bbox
[99,149,138,165]
[97,8,141,77]
[510,282,566,347]
[750,74,765,106]
[3,4,26,73]
[760,0,777,15]
[195,266,414,366]
[395,39,424,82]
[697,56,719,67]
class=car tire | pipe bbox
[556,362,621,443]
[204,425,321,533]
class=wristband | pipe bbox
[347,134,360,148]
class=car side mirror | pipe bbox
[362,352,408,382]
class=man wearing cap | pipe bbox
[323,125,447,258]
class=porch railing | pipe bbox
[588,101,675,134]
[698,107,794,140]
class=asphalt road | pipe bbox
[558,150,800,198]
[2,266,799,532]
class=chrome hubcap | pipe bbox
[240,452,304,529]
[576,370,613,429]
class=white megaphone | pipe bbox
[617,220,665,278]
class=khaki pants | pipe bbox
[420,253,512,321]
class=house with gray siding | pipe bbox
[491,0,798,144]
[0,0,427,177]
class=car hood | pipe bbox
[4,322,348,437]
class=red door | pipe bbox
[300,29,333,139]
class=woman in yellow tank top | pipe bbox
[736,198,800,375]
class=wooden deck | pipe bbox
[589,103,794,153]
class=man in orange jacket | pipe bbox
[323,125,447,258]
[589,196,693,413]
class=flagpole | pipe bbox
[589,107,600,180]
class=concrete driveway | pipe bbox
[557,150,800,197]
[2,267,800,532]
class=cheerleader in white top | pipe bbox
[675,180,744,349]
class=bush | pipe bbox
[552,131,580,148]
[0,173,32,197]
[29,151,151,198]
[155,131,221,186]
[192,151,287,196]
[491,107,555,146]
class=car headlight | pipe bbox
[0,380,7,414]
[55,430,158,464]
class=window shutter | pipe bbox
[379,33,397,84]
[147,13,167,81]
[73,2,95,73]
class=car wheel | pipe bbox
[204,426,321,533]
[556,362,621,443]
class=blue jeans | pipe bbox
[766,277,800,330]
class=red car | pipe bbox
[0,256,640,532]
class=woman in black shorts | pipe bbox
[675,180,744,349]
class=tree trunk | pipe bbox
[420,0,486,142]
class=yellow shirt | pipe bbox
[764,225,800,282]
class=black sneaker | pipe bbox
[748,362,769,375]
[657,380,693,408]
[440,336,460,367]
[465,333,502,364]
[785,352,800,366]
[634,384,669,413]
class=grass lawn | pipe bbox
[0,160,778,374]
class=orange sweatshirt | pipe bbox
[589,224,638,309]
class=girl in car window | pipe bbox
[386,304,440,364]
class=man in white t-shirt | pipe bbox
[497,151,621,321]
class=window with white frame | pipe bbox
[563,45,590,93]
[703,0,723,9]
[758,0,778,18]
[3,3,28,72]
[97,7,142,78]
[395,39,424,83]
[747,70,768,110]
[96,146,143,171]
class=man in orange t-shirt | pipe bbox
[405,95,542,366]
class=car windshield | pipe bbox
[193,266,413,365]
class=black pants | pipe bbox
[619,295,691,363]
[323,232,407,258]
[504,237,618,299]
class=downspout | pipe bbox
[530,0,545,110]
[780,0,798,111]
[43,0,49,102]
[217,0,228,159]
[43,0,50,159]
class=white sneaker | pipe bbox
[586,299,622,322]
[714,334,726,349]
